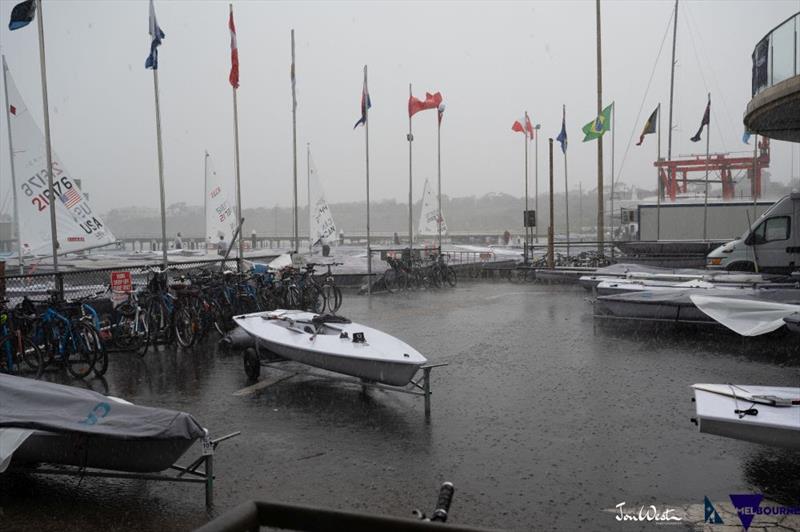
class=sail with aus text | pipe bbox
[308,152,337,248]
[417,178,448,236]
[4,58,115,257]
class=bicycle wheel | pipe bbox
[147,299,173,345]
[66,321,102,379]
[0,333,44,379]
[286,286,302,309]
[133,311,150,357]
[445,267,457,287]
[321,284,343,313]
[329,285,342,313]
[304,286,324,314]
[383,269,397,294]
[174,305,198,348]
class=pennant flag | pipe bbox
[8,0,35,31]
[636,106,658,146]
[582,103,613,142]
[525,112,535,140]
[556,105,568,153]
[353,67,371,129]
[228,7,239,89]
[438,103,445,125]
[409,92,442,118]
[742,127,752,144]
[144,0,165,70]
[690,95,710,142]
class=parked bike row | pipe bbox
[381,254,458,292]
[0,262,345,380]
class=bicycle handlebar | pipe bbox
[430,482,454,522]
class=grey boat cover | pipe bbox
[0,374,205,441]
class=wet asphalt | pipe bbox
[1,281,799,531]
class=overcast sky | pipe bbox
[1,0,799,217]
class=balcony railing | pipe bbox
[752,12,800,96]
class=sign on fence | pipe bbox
[110,271,132,294]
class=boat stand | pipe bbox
[251,344,447,419]
[11,431,240,509]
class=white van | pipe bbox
[706,192,800,274]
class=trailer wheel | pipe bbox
[243,347,261,381]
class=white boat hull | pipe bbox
[692,384,800,449]
[234,310,427,386]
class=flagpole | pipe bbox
[230,4,243,270]
[610,101,615,250]
[152,69,168,266]
[703,92,710,241]
[364,66,372,296]
[291,29,298,254]
[595,0,605,256]
[536,129,541,246]
[408,83,413,256]
[564,106,570,259]
[307,142,311,255]
[657,102,662,240]
[437,108,442,253]
[2,56,24,273]
[523,129,529,263]
[548,138,554,268]
[33,0,59,272]
[204,150,209,254]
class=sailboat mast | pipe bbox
[307,142,311,255]
[2,56,23,273]
[203,150,208,252]
[666,0,678,200]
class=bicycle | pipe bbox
[310,262,343,313]
[0,299,44,379]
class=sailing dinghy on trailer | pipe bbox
[2,57,115,262]
[691,384,800,449]
[234,310,427,386]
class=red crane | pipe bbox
[653,137,770,201]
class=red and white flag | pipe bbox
[512,113,534,140]
[409,91,442,118]
[525,112,535,139]
[228,6,239,88]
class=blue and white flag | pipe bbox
[742,128,752,144]
[556,105,567,153]
[145,0,165,70]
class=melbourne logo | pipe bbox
[704,496,723,524]
[729,494,764,530]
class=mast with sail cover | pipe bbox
[307,150,336,251]
[3,58,114,259]
[418,178,448,237]
[204,151,237,250]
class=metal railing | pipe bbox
[752,12,799,96]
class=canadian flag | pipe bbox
[513,112,534,139]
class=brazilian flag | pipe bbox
[582,103,613,142]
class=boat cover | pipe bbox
[690,295,800,337]
[0,374,205,441]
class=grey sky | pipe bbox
[1,0,798,218]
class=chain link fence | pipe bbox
[0,255,279,305]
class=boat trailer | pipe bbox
[9,431,240,509]
[242,341,448,419]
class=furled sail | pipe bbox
[417,178,447,236]
[4,58,115,256]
